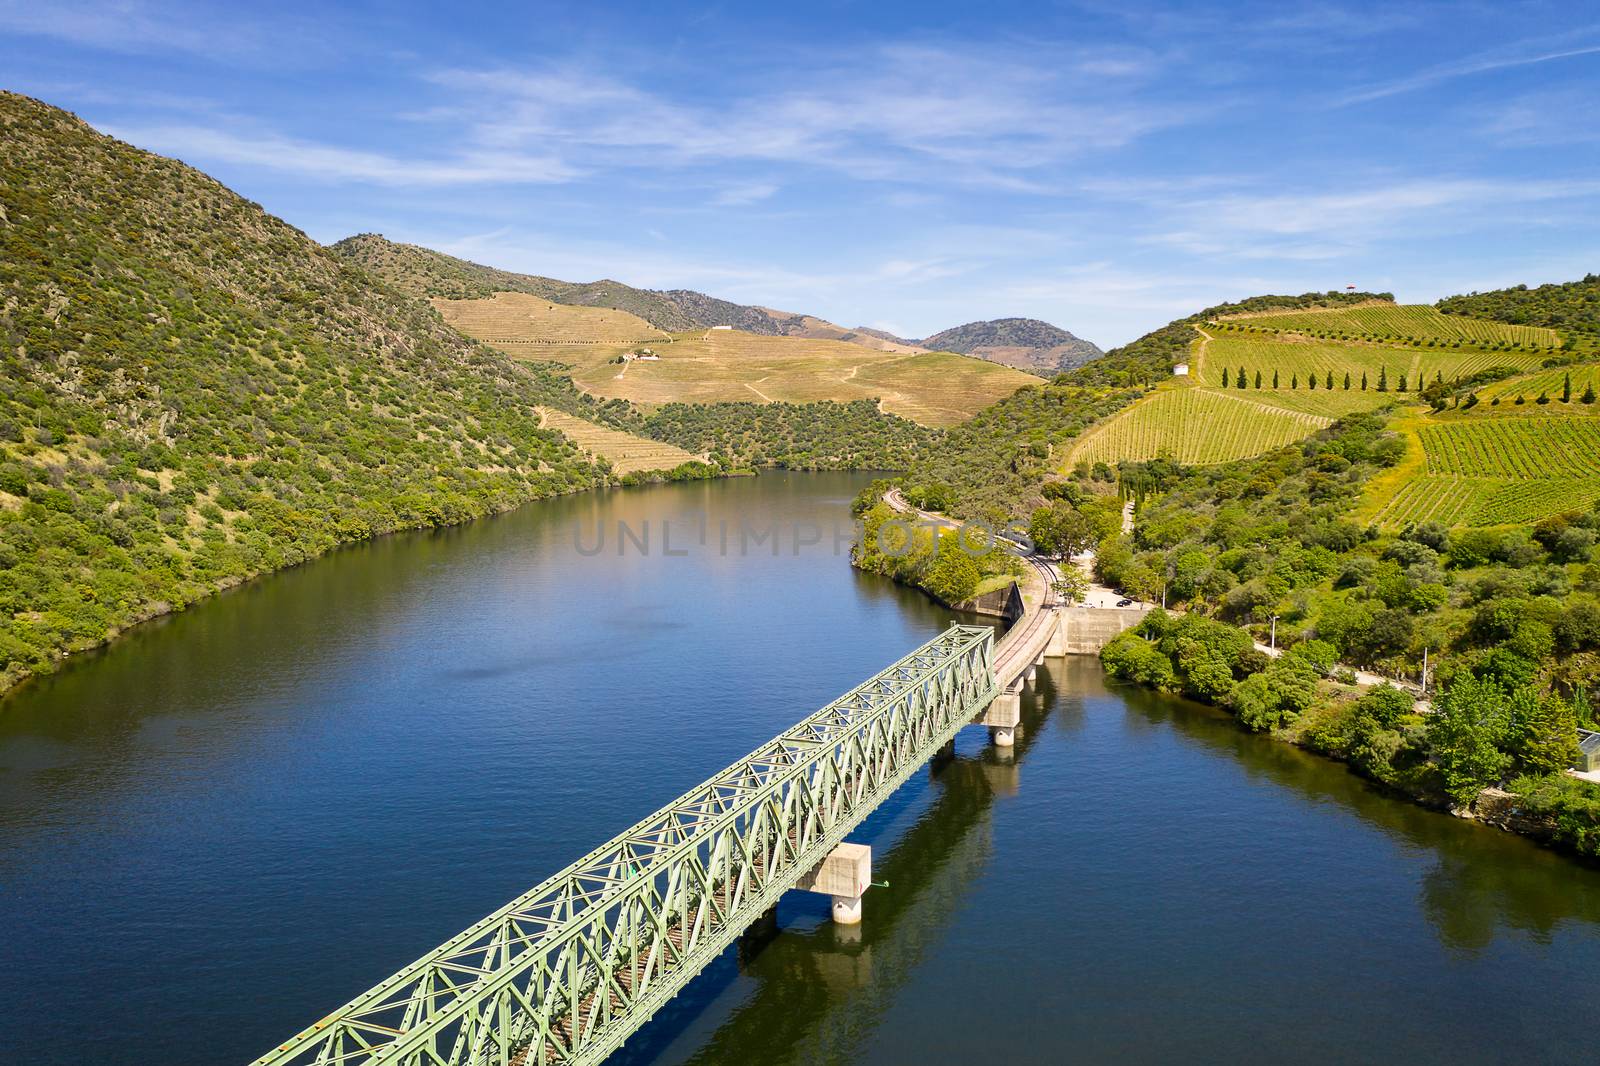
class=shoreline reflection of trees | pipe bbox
[1118,679,1600,956]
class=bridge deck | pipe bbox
[252,625,998,1066]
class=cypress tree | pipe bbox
[1291,373,1299,389]
[1273,369,1280,389]
[1343,372,1351,390]
[1222,368,1230,388]
[1326,370,1334,389]
[1583,383,1597,404]
[1361,371,1368,391]
[1309,373,1318,390]
[1398,373,1408,392]
[1563,372,1572,402]
[1255,370,1262,388]
[1239,365,1248,388]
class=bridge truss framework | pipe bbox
[253,624,998,1066]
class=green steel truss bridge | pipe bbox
[254,624,998,1066]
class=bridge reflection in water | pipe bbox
[253,625,1007,1066]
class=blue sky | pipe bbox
[4,1,1599,345]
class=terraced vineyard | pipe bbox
[1474,362,1600,407]
[1416,417,1600,478]
[435,292,669,349]
[1063,387,1331,467]
[1211,303,1561,349]
[564,330,1034,427]
[1196,333,1549,405]
[1363,413,1600,527]
[1372,476,1600,527]
[537,408,703,475]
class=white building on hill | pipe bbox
[1173,363,1190,376]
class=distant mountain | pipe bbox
[333,235,923,352]
[912,318,1104,373]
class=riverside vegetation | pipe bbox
[876,282,1600,857]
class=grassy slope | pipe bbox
[0,93,613,694]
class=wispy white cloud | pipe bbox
[430,44,1198,191]
[0,0,277,57]
[710,182,778,206]
[1130,177,1600,260]
[101,124,578,186]
[1336,34,1600,106]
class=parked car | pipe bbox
[1115,597,1134,607]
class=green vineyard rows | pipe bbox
[1374,476,1600,527]
[1064,388,1330,467]
[1209,304,1560,348]
[1416,417,1600,478]
[1200,334,1549,392]
[1475,362,1600,405]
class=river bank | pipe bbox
[1099,614,1600,864]
[1,457,802,705]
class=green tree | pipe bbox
[1325,371,1334,389]
[1222,367,1231,387]
[1510,687,1580,776]
[922,535,981,605]
[1583,383,1597,404]
[1052,567,1090,605]
[1398,373,1408,392]
[1273,369,1280,389]
[1254,370,1262,388]
[1362,371,1369,391]
[1427,675,1512,807]
[1343,372,1351,390]
[1563,372,1573,403]
[1377,367,1387,392]
[1238,364,1248,388]
[1291,373,1299,389]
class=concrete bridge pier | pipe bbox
[797,842,871,925]
[975,689,1022,747]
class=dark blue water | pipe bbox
[2,472,1598,1064]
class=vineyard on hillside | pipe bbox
[1362,413,1600,527]
[1209,303,1561,349]
[1197,333,1550,395]
[1063,388,1331,467]
[1371,476,1600,527]
[1416,417,1600,478]
[536,408,703,475]
[1473,362,1600,406]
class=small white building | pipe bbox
[1173,363,1190,376]
[636,353,660,361]
[711,324,733,331]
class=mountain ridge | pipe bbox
[332,235,1099,368]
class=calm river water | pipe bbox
[3,472,1599,1064]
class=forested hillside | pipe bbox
[0,94,611,693]
[1438,274,1600,340]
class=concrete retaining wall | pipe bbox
[1048,606,1151,656]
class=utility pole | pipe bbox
[1421,647,1430,694]
[1270,614,1279,652]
